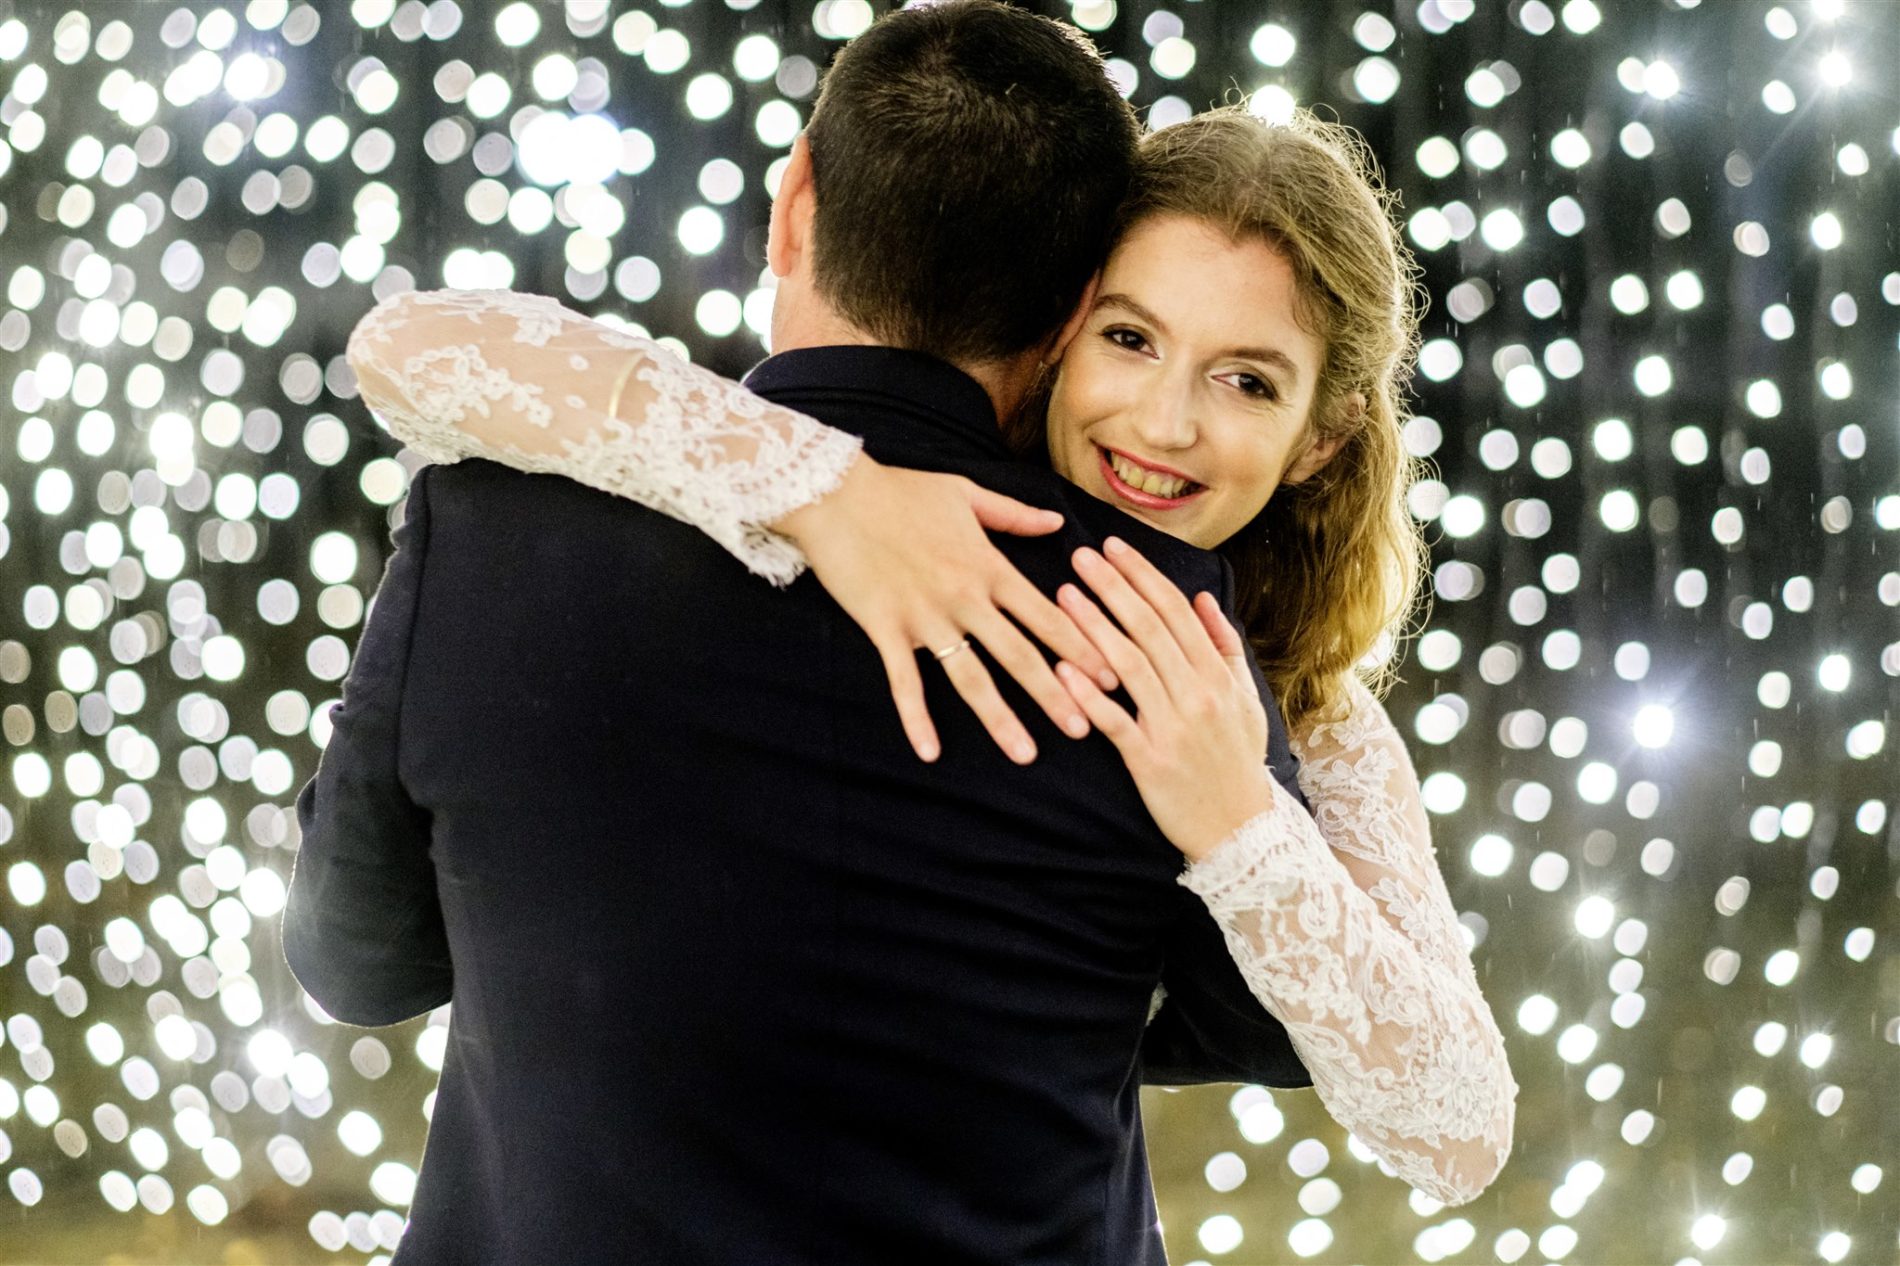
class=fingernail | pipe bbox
[1075,548,1100,568]
[1098,670,1118,691]
[1014,739,1036,763]
[1104,536,1127,556]
[1064,714,1088,738]
[919,739,939,761]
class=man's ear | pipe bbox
[767,134,817,280]
[1044,271,1103,365]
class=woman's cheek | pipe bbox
[1049,350,1113,449]
[1045,366,1091,479]
[1066,348,1142,424]
[1230,440,1285,522]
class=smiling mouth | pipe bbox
[1096,444,1207,508]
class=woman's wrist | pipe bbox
[768,447,875,544]
[1178,767,1281,866]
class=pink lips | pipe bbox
[1096,444,1207,510]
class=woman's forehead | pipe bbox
[1106,215,1284,289]
[1099,215,1321,368]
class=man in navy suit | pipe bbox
[283,3,1313,1262]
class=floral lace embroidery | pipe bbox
[1175,676,1518,1206]
[344,288,863,587]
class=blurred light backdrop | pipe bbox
[0,0,1896,1262]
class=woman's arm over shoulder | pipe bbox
[1176,673,1518,1206]
[343,287,863,586]
[345,287,1118,765]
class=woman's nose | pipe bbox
[1133,372,1199,450]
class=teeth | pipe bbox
[1109,451,1193,499]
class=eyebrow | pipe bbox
[1095,292,1303,390]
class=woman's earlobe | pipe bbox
[1286,392,1362,484]
[1286,431,1346,485]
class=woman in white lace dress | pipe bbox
[342,107,1518,1205]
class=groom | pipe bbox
[284,3,1313,1263]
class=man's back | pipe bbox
[287,347,1311,1265]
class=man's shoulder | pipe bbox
[412,455,545,494]
[406,457,741,593]
[413,457,664,523]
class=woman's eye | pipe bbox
[1232,373,1278,401]
[1103,327,1149,353]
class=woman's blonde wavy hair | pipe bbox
[1007,104,1431,733]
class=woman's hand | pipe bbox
[772,452,1121,765]
[1051,536,1278,863]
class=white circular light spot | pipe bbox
[1416,136,1459,178]
[677,206,723,256]
[1810,212,1843,250]
[1250,23,1296,66]
[1550,128,1591,168]
[1479,207,1524,251]
[684,73,733,121]
[1633,355,1672,397]
[1503,363,1545,407]
[694,290,742,338]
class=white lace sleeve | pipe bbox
[343,287,864,587]
[1175,675,1518,1206]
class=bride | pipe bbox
[341,106,1517,1205]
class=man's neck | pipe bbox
[772,310,1024,427]
[772,300,877,355]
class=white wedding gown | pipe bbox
[340,287,1518,1206]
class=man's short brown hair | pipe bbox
[802,0,1140,365]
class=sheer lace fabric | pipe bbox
[344,287,863,587]
[1175,675,1518,1205]
[344,286,1514,1205]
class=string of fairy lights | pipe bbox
[0,1,1895,1262]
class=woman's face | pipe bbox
[1046,213,1339,550]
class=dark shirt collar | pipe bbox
[743,345,1011,462]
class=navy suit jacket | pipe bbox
[283,346,1313,1265]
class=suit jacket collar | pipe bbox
[744,344,1011,462]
